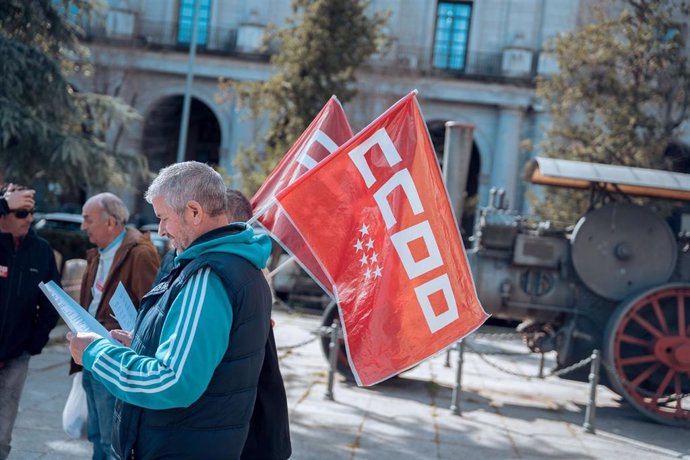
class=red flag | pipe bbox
[252,97,353,296]
[276,92,488,386]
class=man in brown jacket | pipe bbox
[77,192,159,460]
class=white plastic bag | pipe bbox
[62,372,88,439]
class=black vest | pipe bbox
[240,327,292,460]
[111,241,278,460]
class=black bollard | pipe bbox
[449,340,465,416]
[325,320,339,401]
[583,349,600,434]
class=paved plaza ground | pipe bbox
[9,308,690,459]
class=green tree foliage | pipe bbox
[0,0,144,196]
[534,0,690,224]
[220,0,389,194]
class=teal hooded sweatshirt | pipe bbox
[82,224,272,409]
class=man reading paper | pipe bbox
[76,193,159,460]
[68,162,288,460]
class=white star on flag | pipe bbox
[373,265,383,278]
[353,221,383,281]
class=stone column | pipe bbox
[442,122,475,223]
[490,106,524,210]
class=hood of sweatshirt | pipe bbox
[176,223,271,270]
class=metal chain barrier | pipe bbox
[315,324,608,433]
[463,342,551,379]
[276,324,339,352]
[275,323,343,399]
[276,334,319,351]
[451,336,602,434]
[463,344,535,357]
[464,333,596,378]
[548,354,594,378]
[470,337,689,422]
[472,331,524,341]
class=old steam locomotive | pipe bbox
[320,156,690,427]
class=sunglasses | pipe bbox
[12,209,35,219]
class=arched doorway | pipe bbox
[142,96,221,172]
[137,96,221,223]
[665,141,690,173]
[426,119,481,238]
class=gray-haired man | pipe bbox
[77,193,160,460]
[68,162,289,459]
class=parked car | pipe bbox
[33,213,91,271]
[138,223,170,256]
[34,212,83,232]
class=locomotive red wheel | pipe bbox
[604,283,690,426]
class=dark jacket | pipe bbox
[111,225,289,460]
[240,327,292,460]
[0,229,60,363]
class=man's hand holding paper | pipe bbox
[66,332,103,365]
[110,329,133,347]
[66,328,134,365]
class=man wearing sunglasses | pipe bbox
[0,184,60,460]
[0,184,35,217]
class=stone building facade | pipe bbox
[77,0,601,219]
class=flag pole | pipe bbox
[266,255,296,280]
[248,198,277,226]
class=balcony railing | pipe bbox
[81,13,546,80]
[372,41,541,81]
[81,16,269,60]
